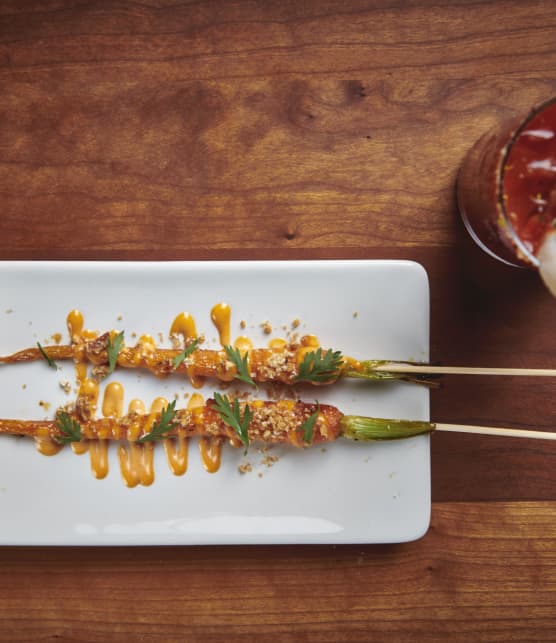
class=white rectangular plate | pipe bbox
[0,260,430,545]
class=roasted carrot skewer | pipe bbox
[3,395,553,450]
[0,397,433,447]
[0,333,434,385]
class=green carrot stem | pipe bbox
[340,415,435,441]
[343,360,441,387]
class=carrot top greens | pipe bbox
[138,400,178,443]
[107,331,125,375]
[295,348,343,383]
[54,411,82,444]
[37,342,58,370]
[224,345,256,387]
[213,392,253,452]
[173,338,201,369]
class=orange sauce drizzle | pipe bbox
[67,310,97,382]
[296,334,321,365]
[78,378,100,417]
[132,334,156,367]
[126,399,147,441]
[118,441,155,488]
[34,434,63,456]
[71,377,98,456]
[67,309,84,342]
[233,336,253,353]
[164,392,205,475]
[102,381,124,419]
[198,436,223,473]
[170,312,204,388]
[71,441,89,455]
[211,303,231,347]
[164,430,189,476]
[301,334,320,347]
[117,396,164,487]
[89,439,109,479]
[268,337,287,350]
[170,312,197,341]
[128,398,146,414]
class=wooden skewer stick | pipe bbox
[372,363,556,377]
[435,423,556,440]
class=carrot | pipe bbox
[0,398,433,446]
[0,333,435,386]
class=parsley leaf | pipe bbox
[138,399,178,442]
[212,392,252,452]
[295,348,343,383]
[54,411,82,444]
[224,345,256,387]
[107,331,124,374]
[37,342,58,369]
[173,338,200,369]
[300,401,320,443]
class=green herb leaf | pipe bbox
[107,331,124,374]
[173,338,200,369]
[138,399,178,442]
[300,401,320,443]
[54,411,82,444]
[224,345,256,387]
[37,342,57,369]
[295,348,343,383]
[212,392,252,452]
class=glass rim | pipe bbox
[497,95,556,269]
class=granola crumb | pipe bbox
[257,472,263,478]
[261,321,272,335]
[292,318,300,329]
[39,400,51,411]
[59,380,72,394]
[240,320,246,329]
[91,364,110,381]
[117,314,123,321]
[22,383,27,390]
[261,454,280,468]
[51,333,63,344]
[353,311,358,318]
[238,462,252,474]
[169,332,182,350]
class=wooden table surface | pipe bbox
[1,1,556,640]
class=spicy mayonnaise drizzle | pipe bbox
[117,396,164,488]
[170,312,197,342]
[170,312,204,388]
[198,436,223,474]
[163,393,202,476]
[34,434,63,456]
[211,302,231,347]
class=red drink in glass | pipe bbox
[457,96,556,290]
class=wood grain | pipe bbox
[0,502,555,642]
[1,1,556,641]
[1,2,556,259]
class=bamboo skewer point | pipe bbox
[434,423,556,441]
